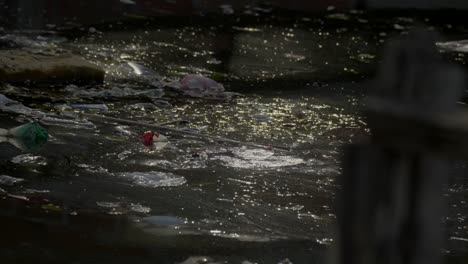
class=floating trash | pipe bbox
[0,175,25,186]
[141,156,207,170]
[96,201,120,208]
[315,238,333,245]
[393,24,405,30]
[115,125,132,135]
[105,62,164,88]
[120,0,136,4]
[0,34,51,49]
[0,94,45,117]
[117,150,132,160]
[142,131,169,149]
[96,201,127,215]
[172,74,226,98]
[40,116,96,130]
[118,171,186,188]
[151,99,172,109]
[42,204,62,212]
[278,258,293,264]
[143,215,185,226]
[77,164,109,174]
[215,147,304,169]
[7,194,29,201]
[232,26,262,32]
[130,203,151,214]
[206,58,222,65]
[11,154,47,166]
[178,256,214,264]
[437,40,468,53]
[284,53,306,61]
[449,237,468,242]
[290,205,304,211]
[23,189,50,194]
[0,121,48,152]
[232,147,274,160]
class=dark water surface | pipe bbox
[0,11,467,264]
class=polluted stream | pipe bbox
[1,12,468,264]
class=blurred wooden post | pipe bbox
[336,31,467,264]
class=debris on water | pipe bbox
[69,104,108,111]
[394,24,405,30]
[130,203,151,214]
[290,205,304,211]
[177,74,225,98]
[24,189,50,194]
[11,154,47,166]
[278,258,293,264]
[220,5,234,15]
[0,34,51,49]
[78,164,109,174]
[115,125,132,135]
[449,237,468,242]
[316,238,333,245]
[151,99,172,109]
[144,215,186,226]
[117,150,133,160]
[437,40,468,53]
[40,116,96,130]
[232,147,274,160]
[0,175,25,186]
[297,213,321,220]
[215,147,303,169]
[7,194,29,201]
[118,171,187,188]
[107,209,126,215]
[96,202,127,214]
[127,103,159,111]
[0,94,45,117]
[206,58,222,65]
[96,201,120,208]
[142,131,169,149]
[352,53,376,63]
[106,62,164,88]
[42,203,62,212]
[0,121,48,152]
[120,0,136,4]
[232,26,262,32]
[178,256,214,264]
[284,53,306,61]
